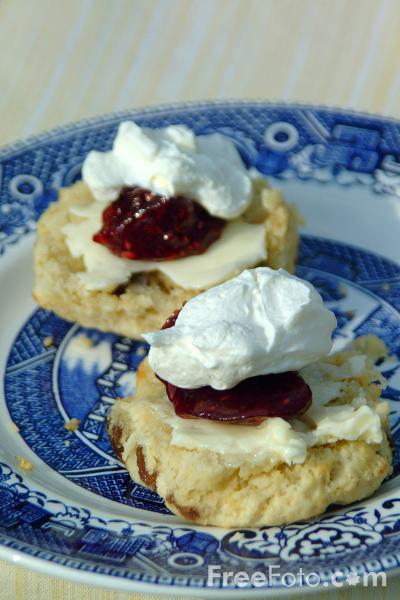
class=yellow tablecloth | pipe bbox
[1,0,400,597]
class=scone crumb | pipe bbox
[64,417,80,432]
[78,335,93,348]
[352,335,389,362]
[43,336,54,348]
[17,456,33,471]
[64,440,72,447]
[8,421,19,433]
[137,347,147,356]
[382,283,391,292]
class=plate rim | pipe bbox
[2,98,400,159]
[3,540,399,597]
[2,99,400,595]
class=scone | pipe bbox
[107,268,392,527]
[109,354,392,527]
[33,121,300,339]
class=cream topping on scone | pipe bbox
[82,121,252,219]
[62,201,267,290]
[123,351,388,468]
[144,268,337,389]
[62,123,290,292]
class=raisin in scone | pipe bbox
[108,269,392,527]
[33,122,300,339]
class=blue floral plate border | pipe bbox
[1,101,400,596]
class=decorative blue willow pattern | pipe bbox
[1,102,400,591]
[2,102,400,255]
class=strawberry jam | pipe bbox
[161,308,181,329]
[164,373,311,424]
[93,187,225,261]
[159,310,312,425]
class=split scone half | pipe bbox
[108,336,392,528]
[33,178,300,339]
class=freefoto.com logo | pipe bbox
[207,565,387,589]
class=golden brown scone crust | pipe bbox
[108,356,392,528]
[33,181,300,339]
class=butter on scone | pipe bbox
[108,268,392,527]
[33,122,300,339]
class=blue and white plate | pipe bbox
[1,101,400,596]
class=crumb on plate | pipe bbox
[43,335,54,348]
[64,417,80,432]
[17,456,33,471]
[351,334,389,362]
[78,335,93,348]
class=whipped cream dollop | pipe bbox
[144,268,337,390]
[82,121,253,219]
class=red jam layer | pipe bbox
[161,308,181,329]
[164,373,312,425]
[159,310,312,425]
[93,186,225,261]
